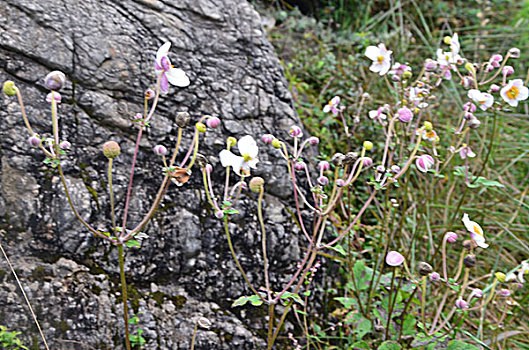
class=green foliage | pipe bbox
[232,294,264,307]
[0,326,28,350]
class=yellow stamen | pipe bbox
[243,153,251,162]
[507,86,520,99]
[377,56,384,64]
[473,225,483,236]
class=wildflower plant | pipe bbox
[2,42,214,350]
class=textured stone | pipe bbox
[0,0,300,348]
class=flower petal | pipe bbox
[365,46,379,61]
[238,135,258,158]
[219,150,244,175]
[160,74,169,94]
[166,68,190,87]
[156,42,171,66]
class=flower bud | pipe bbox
[463,254,476,268]
[464,62,475,73]
[463,239,476,250]
[204,164,213,174]
[443,36,452,45]
[3,81,17,96]
[508,47,520,58]
[197,317,212,329]
[215,210,224,219]
[502,65,514,76]
[59,141,71,150]
[430,272,441,282]
[390,165,401,173]
[307,136,319,146]
[471,288,483,299]
[424,59,437,71]
[206,116,221,129]
[47,92,62,104]
[376,165,385,173]
[336,179,345,187]
[196,122,207,133]
[499,289,511,297]
[362,92,370,99]
[27,135,41,148]
[153,144,168,156]
[416,154,434,173]
[363,141,373,151]
[317,176,329,186]
[175,111,190,128]
[424,121,433,131]
[391,75,401,82]
[227,137,237,148]
[294,161,306,171]
[362,157,373,167]
[386,251,404,267]
[468,116,481,129]
[103,141,120,159]
[491,54,503,62]
[490,84,500,93]
[44,71,66,91]
[262,134,275,144]
[463,102,477,113]
[455,299,468,309]
[495,272,507,283]
[403,71,412,80]
[249,177,265,193]
[418,262,433,276]
[271,139,282,149]
[397,107,413,123]
[145,88,155,100]
[318,161,330,172]
[343,152,358,165]
[445,232,458,243]
[331,153,345,167]
[289,125,303,137]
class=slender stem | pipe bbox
[120,125,144,238]
[184,129,200,170]
[266,304,275,350]
[15,88,35,135]
[108,159,116,229]
[421,276,427,329]
[169,127,183,166]
[258,187,272,302]
[190,320,198,350]
[223,217,265,302]
[0,238,50,350]
[385,268,396,340]
[118,244,132,350]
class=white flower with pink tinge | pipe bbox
[365,44,392,76]
[219,136,259,177]
[155,42,190,93]
[416,155,434,173]
[500,79,529,107]
[462,213,489,249]
[468,89,494,111]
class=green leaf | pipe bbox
[328,244,347,256]
[334,297,356,309]
[125,239,141,248]
[280,292,305,306]
[402,314,416,336]
[353,317,372,340]
[232,294,263,307]
[224,208,240,215]
[222,200,232,207]
[349,340,370,350]
[447,340,480,349]
[378,341,402,350]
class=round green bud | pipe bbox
[227,137,237,148]
[249,177,265,193]
[443,36,452,45]
[175,111,190,128]
[495,272,506,283]
[424,121,433,131]
[195,122,207,133]
[3,81,17,96]
[465,62,474,73]
[272,139,282,149]
[402,71,412,79]
[102,141,121,159]
[363,141,373,151]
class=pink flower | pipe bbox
[416,155,434,173]
[289,125,303,137]
[396,107,413,123]
[206,117,221,129]
[318,161,330,172]
[459,145,476,159]
[445,232,458,243]
[455,299,468,309]
[385,251,404,267]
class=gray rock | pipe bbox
[0,0,300,348]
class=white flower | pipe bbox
[468,89,494,111]
[436,49,461,66]
[500,79,529,107]
[155,42,190,92]
[462,213,489,248]
[450,33,460,55]
[368,107,387,120]
[365,44,392,76]
[219,135,259,176]
[518,260,529,283]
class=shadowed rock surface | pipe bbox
[0,0,301,348]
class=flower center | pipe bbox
[507,86,520,99]
[377,56,384,64]
[425,130,436,138]
[243,153,251,162]
[473,225,483,236]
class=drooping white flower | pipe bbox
[368,107,387,120]
[323,96,342,114]
[518,260,529,283]
[365,44,392,76]
[155,42,190,93]
[450,33,460,55]
[219,135,259,176]
[468,89,494,111]
[500,79,529,107]
[462,213,489,248]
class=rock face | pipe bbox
[0,0,300,348]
